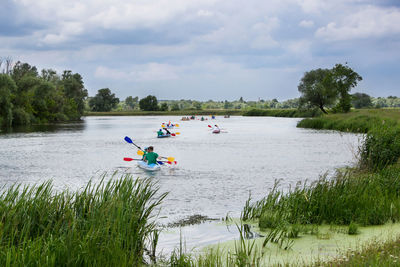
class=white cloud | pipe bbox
[316,6,400,41]
[95,63,180,82]
[299,20,314,28]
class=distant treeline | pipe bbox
[0,59,87,128]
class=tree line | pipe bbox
[0,59,87,128]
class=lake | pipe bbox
[0,115,360,252]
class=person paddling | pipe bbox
[143,146,160,165]
[157,129,164,137]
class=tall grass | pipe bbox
[0,174,167,266]
[243,108,321,118]
[297,109,399,133]
[242,167,400,227]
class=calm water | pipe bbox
[0,116,360,252]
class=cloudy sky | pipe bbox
[1,0,399,100]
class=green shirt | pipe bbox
[157,130,163,136]
[145,152,159,165]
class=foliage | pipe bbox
[243,108,322,117]
[359,124,400,170]
[330,63,362,112]
[139,95,159,111]
[243,166,400,227]
[125,96,138,109]
[352,92,372,109]
[159,102,169,111]
[348,222,358,235]
[298,68,338,114]
[88,88,120,112]
[0,174,167,266]
[319,238,400,266]
[298,64,362,114]
[0,74,15,127]
[0,59,89,128]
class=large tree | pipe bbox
[89,88,120,112]
[298,64,362,113]
[139,95,159,111]
[330,63,362,112]
[298,68,338,114]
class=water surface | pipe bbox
[0,116,360,251]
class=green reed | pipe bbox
[0,174,167,266]
[242,166,400,227]
[243,108,321,118]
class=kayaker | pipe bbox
[214,125,220,130]
[143,146,160,165]
[163,128,171,135]
[157,129,164,137]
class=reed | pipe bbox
[242,166,400,227]
[0,174,167,266]
[243,108,321,118]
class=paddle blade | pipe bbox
[137,150,144,156]
[208,125,212,128]
[167,157,175,162]
[157,161,164,165]
[175,132,180,135]
[175,124,179,127]
[124,136,133,143]
[124,157,134,161]
[171,133,176,136]
[167,161,172,164]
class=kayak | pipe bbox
[137,160,161,171]
[212,129,220,134]
[157,134,171,138]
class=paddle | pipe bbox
[124,136,142,150]
[124,157,166,165]
[137,151,176,164]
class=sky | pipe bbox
[1,0,400,101]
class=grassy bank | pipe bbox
[297,109,400,133]
[84,109,243,116]
[0,174,167,266]
[243,108,322,118]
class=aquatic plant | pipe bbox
[0,174,167,266]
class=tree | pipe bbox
[352,93,372,109]
[171,103,180,111]
[125,96,138,109]
[0,74,15,127]
[139,95,159,111]
[159,103,169,111]
[330,64,362,112]
[89,88,120,112]
[61,71,88,118]
[298,68,338,114]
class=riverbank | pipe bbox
[84,109,243,116]
[242,108,321,118]
[297,108,400,133]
